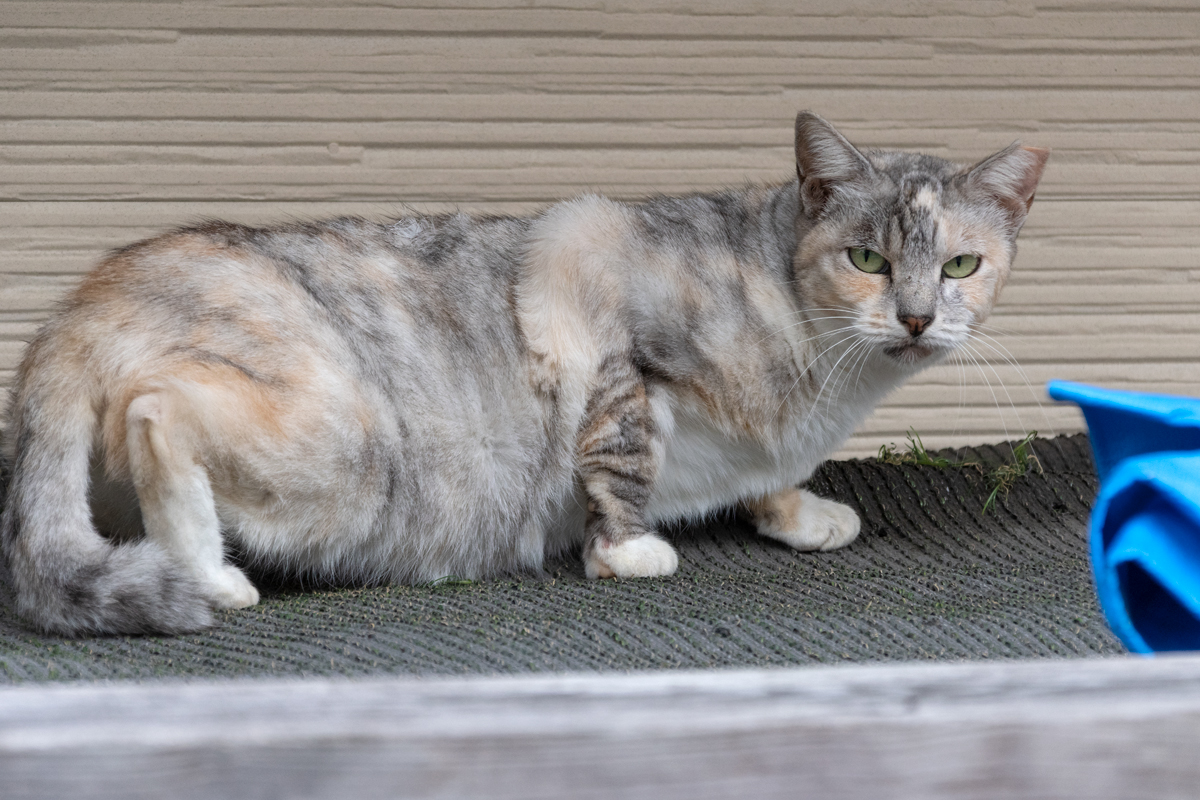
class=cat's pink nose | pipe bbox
[900,315,932,337]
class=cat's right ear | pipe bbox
[794,112,873,219]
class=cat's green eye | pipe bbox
[942,254,980,279]
[848,247,889,274]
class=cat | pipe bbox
[0,112,1047,636]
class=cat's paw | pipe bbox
[206,565,261,609]
[748,487,861,552]
[585,533,679,579]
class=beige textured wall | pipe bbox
[2,1,1198,457]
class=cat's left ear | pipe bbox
[965,142,1050,230]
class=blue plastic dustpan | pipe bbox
[1049,381,1200,653]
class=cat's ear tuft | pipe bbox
[794,112,873,218]
[965,142,1049,229]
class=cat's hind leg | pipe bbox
[577,360,678,579]
[126,392,259,609]
[745,487,861,552]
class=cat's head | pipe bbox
[791,111,1048,366]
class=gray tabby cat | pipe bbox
[1,113,1047,635]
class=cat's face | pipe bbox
[791,113,1048,367]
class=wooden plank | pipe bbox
[856,404,1083,435]
[5,41,1199,89]
[834,427,1089,459]
[2,656,1200,799]
[4,89,1197,126]
[2,121,1198,158]
[3,160,1200,202]
[0,2,1195,41]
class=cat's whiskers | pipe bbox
[768,306,861,329]
[816,337,875,445]
[749,306,860,342]
[794,332,872,447]
[844,332,879,399]
[799,338,874,452]
[958,340,1020,455]
[771,328,865,423]
[950,347,969,444]
[821,328,874,404]
[788,305,860,314]
[754,323,859,350]
[751,315,861,348]
[974,322,1017,337]
[968,329,1059,438]
[820,336,870,407]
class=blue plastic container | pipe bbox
[1048,380,1200,653]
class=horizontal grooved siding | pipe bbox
[1,1,1197,458]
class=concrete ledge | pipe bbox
[2,654,1199,799]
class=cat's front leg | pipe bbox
[745,487,861,552]
[577,358,678,579]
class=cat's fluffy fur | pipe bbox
[0,113,1047,635]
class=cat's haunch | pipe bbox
[1,113,1047,635]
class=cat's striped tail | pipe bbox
[1,352,213,636]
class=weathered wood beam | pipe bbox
[2,655,1198,799]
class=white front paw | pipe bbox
[586,533,679,579]
[753,488,861,552]
[207,565,261,609]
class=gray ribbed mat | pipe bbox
[0,434,1121,682]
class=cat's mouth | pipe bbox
[884,341,936,364]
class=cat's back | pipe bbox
[61,209,546,446]
[70,214,525,349]
[44,213,536,399]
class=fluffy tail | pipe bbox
[1,358,213,636]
